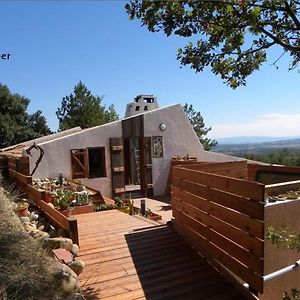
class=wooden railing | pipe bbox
[184,160,248,180]
[248,163,300,184]
[172,164,265,293]
[8,169,79,245]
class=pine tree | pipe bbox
[183,103,217,151]
[0,84,51,148]
[56,82,119,131]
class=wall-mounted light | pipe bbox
[159,123,167,131]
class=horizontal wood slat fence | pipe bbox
[8,169,79,245]
[248,163,300,184]
[171,163,265,293]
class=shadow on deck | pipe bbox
[76,210,246,300]
[124,225,245,300]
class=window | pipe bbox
[71,147,106,179]
[144,106,148,111]
[135,106,140,111]
[88,147,106,178]
[144,98,154,103]
[152,136,164,158]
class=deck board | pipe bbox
[76,210,248,300]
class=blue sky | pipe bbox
[1,1,299,139]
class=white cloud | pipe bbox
[209,113,300,138]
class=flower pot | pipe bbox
[45,193,52,203]
[59,209,71,218]
[16,206,29,217]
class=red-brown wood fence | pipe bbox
[8,169,79,245]
[172,164,265,293]
[248,163,300,184]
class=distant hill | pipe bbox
[213,137,300,156]
[216,136,300,145]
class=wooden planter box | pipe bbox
[147,213,162,221]
[71,204,94,215]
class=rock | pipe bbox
[53,262,80,295]
[71,244,79,257]
[33,230,50,240]
[23,222,37,233]
[70,293,86,300]
[30,211,39,221]
[67,260,85,276]
[43,237,73,251]
[47,202,55,209]
[19,216,30,224]
[37,224,44,231]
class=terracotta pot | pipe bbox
[45,193,52,203]
[59,209,71,218]
[16,207,29,217]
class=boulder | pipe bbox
[71,244,79,257]
[53,262,80,295]
[67,260,85,276]
[23,222,37,233]
[43,237,73,251]
[29,211,39,221]
[32,230,50,241]
[19,216,30,224]
[70,293,86,300]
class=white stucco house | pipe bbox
[1,98,240,199]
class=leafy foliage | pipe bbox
[244,148,300,166]
[283,289,300,300]
[0,84,51,148]
[183,103,217,150]
[56,81,119,131]
[268,226,300,251]
[126,0,300,88]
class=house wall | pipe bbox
[24,104,242,198]
[260,200,300,299]
[24,121,122,198]
[143,104,242,196]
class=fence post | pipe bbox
[68,218,79,246]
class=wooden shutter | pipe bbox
[71,149,88,178]
[141,137,153,197]
[110,138,125,199]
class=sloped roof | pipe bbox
[0,127,82,158]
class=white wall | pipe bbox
[24,121,122,198]
[24,104,241,198]
[143,104,241,196]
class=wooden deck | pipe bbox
[76,210,247,300]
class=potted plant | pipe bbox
[114,197,129,213]
[15,199,29,217]
[52,190,74,217]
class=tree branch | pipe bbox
[259,26,300,51]
[284,1,300,29]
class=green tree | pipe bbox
[126,1,300,88]
[56,82,119,131]
[183,103,217,151]
[0,84,51,148]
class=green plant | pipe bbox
[267,226,300,252]
[283,289,300,300]
[95,204,115,211]
[74,191,90,205]
[114,197,125,207]
[52,189,74,210]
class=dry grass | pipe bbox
[0,177,69,300]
